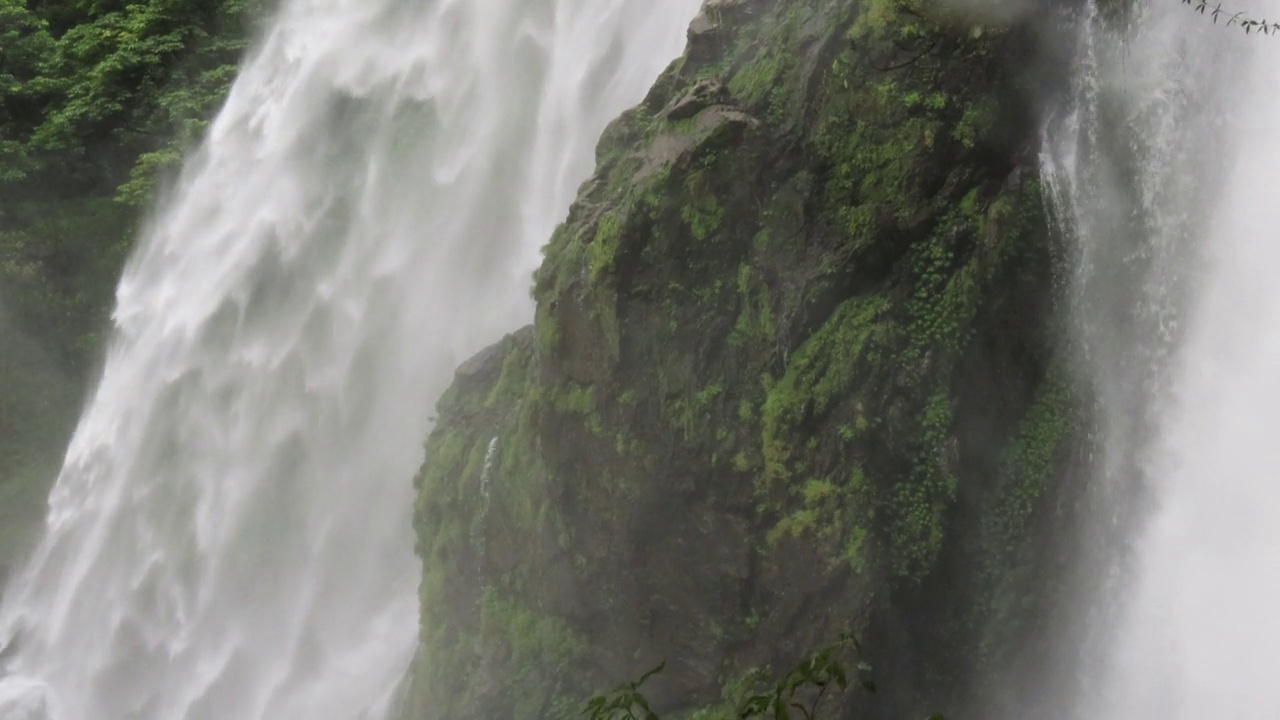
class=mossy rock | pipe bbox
[407,1,1078,718]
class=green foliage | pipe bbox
[682,171,725,242]
[730,643,856,720]
[682,194,725,241]
[482,589,586,678]
[584,637,942,720]
[1184,0,1280,34]
[729,263,777,351]
[813,59,946,241]
[953,100,994,151]
[0,0,54,181]
[590,214,623,280]
[583,662,668,720]
[727,51,785,107]
[759,296,890,490]
[853,0,925,38]
[5,0,259,190]
[553,382,606,436]
[986,370,1073,558]
[537,304,562,355]
[888,385,956,577]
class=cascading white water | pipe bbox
[1045,1,1280,716]
[0,0,701,718]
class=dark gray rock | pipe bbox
[663,79,728,121]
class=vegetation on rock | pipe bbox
[407,0,1078,717]
[581,636,932,720]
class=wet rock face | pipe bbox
[407,1,1076,719]
[663,79,728,120]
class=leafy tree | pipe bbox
[0,0,261,365]
[0,0,54,182]
[4,0,261,200]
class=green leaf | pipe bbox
[638,660,666,687]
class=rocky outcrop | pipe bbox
[405,1,1076,718]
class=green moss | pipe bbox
[727,50,785,106]
[665,116,703,135]
[682,170,726,242]
[954,99,996,149]
[595,298,622,362]
[730,264,776,348]
[888,384,957,577]
[852,0,934,41]
[697,382,724,405]
[482,589,585,667]
[813,66,946,237]
[666,380,728,443]
[767,508,819,546]
[551,382,605,436]
[989,370,1073,556]
[536,305,560,356]
[415,430,466,510]
[842,524,869,574]
[487,345,533,407]
[905,228,979,369]
[766,463,872,574]
[751,293,895,572]
[683,195,724,241]
[478,589,587,719]
[589,213,623,281]
[759,295,891,489]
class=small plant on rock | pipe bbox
[582,635,945,720]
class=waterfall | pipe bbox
[0,0,701,718]
[1044,0,1280,716]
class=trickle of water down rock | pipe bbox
[0,0,701,718]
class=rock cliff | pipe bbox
[405,1,1078,717]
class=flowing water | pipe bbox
[0,1,700,718]
[1045,0,1280,716]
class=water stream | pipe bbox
[1045,1,1280,716]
